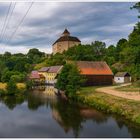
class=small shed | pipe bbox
[114,72,131,84]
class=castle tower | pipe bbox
[52,29,81,54]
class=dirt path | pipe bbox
[96,83,140,101]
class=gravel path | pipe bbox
[96,83,140,101]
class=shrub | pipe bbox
[6,80,18,95]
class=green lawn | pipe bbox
[77,86,140,125]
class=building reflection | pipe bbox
[27,86,58,110]
[32,85,58,97]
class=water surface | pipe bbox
[0,86,140,138]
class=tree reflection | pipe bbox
[53,101,84,137]
[0,93,25,110]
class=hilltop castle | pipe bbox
[52,29,81,54]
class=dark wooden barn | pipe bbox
[76,61,114,86]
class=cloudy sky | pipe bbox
[0,2,139,54]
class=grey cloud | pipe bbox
[0,2,138,53]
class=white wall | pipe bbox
[114,77,124,83]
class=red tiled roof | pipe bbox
[29,71,45,79]
[38,67,50,72]
[48,66,63,73]
[76,61,113,75]
[38,66,63,73]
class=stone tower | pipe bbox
[52,29,81,54]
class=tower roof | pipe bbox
[62,28,70,36]
[53,29,81,45]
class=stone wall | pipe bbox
[53,41,80,54]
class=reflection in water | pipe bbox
[0,86,140,138]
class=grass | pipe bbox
[0,82,26,90]
[115,85,140,92]
[77,86,140,125]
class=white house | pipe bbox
[114,72,131,84]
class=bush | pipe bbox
[10,74,25,83]
[26,80,34,89]
[6,80,18,95]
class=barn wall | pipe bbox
[82,75,113,86]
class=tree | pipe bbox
[27,48,45,64]
[91,41,106,59]
[131,2,140,18]
[56,64,85,99]
[4,52,11,58]
[116,38,128,61]
[6,79,18,95]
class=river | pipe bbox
[0,85,140,138]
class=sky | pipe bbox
[0,2,139,54]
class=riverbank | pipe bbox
[0,82,26,95]
[77,86,140,125]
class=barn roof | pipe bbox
[115,72,130,77]
[76,61,113,75]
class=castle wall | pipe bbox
[53,41,80,54]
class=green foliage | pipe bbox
[0,48,47,83]
[10,74,25,83]
[1,70,25,82]
[64,41,106,61]
[47,53,66,66]
[27,48,45,64]
[131,2,140,18]
[56,64,85,99]
[26,80,34,89]
[6,80,18,95]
